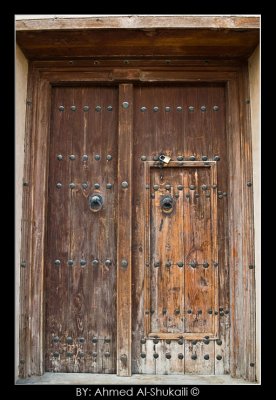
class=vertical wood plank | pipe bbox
[185,340,215,374]
[169,340,185,374]
[210,86,230,373]
[150,167,184,334]
[141,339,156,374]
[214,340,225,375]
[19,65,39,378]
[45,87,72,373]
[30,77,51,375]
[155,339,184,375]
[155,339,167,374]
[226,79,244,379]
[183,166,215,334]
[117,84,133,376]
[239,66,256,381]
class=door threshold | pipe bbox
[16,373,257,385]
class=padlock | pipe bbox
[159,154,171,164]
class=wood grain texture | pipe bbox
[236,66,256,381]
[16,16,260,31]
[117,84,133,376]
[45,87,118,373]
[19,64,256,381]
[16,28,259,60]
[19,66,40,377]
[150,167,184,334]
[241,65,256,382]
[226,79,244,379]
[132,85,228,375]
[185,340,215,374]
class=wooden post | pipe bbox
[117,84,133,376]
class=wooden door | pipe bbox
[45,83,229,375]
[132,85,229,375]
[45,87,118,373]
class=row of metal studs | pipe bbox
[56,182,113,189]
[144,310,228,316]
[150,192,226,199]
[139,105,219,112]
[57,154,112,161]
[152,261,217,268]
[142,155,220,161]
[144,309,228,316]
[58,105,113,112]
[51,351,222,359]
[141,338,223,345]
[58,105,220,112]
[54,259,113,267]
[140,353,222,360]
[56,155,220,161]
[151,184,220,191]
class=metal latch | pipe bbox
[89,194,103,212]
[159,154,171,164]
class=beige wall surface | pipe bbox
[15,45,28,380]
[248,45,260,383]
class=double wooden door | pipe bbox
[45,83,229,375]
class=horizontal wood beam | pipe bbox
[16,15,260,31]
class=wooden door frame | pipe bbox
[19,61,256,380]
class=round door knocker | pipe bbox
[160,195,174,214]
[89,194,103,212]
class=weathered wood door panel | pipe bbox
[45,87,118,373]
[147,162,218,336]
[132,85,229,375]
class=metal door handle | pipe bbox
[89,194,103,212]
[160,195,174,214]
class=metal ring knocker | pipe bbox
[89,194,103,212]
[160,195,174,214]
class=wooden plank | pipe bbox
[16,28,259,60]
[83,87,117,374]
[214,339,225,375]
[154,339,184,375]
[155,339,167,374]
[141,339,156,374]
[16,16,260,31]
[185,340,215,374]
[169,340,185,375]
[150,167,184,334]
[33,59,244,69]
[45,87,72,373]
[117,84,133,376]
[141,71,239,82]
[29,77,51,375]
[209,86,230,372]
[226,79,244,379]
[183,167,215,334]
[131,93,151,371]
[239,65,256,382]
[19,66,39,378]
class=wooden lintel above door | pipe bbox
[16,16,259,61]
